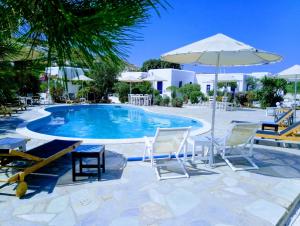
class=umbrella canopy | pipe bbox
[161,33,281,66]
[161,33,282,166]
[119,73,145,94]
[119,75,144,83]
[278,65,300,80]
[71,74,93,81]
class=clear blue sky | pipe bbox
[127,0,300,74]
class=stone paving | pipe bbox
[0,105,300,226]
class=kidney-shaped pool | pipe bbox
[25,105,206,140]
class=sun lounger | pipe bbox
[0,139,82,197]
[256,121,300,142]
[261,108,294,131]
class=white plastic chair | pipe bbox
[213,123,260,171]
[143,127,191,180]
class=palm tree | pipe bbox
[0,0,168,67]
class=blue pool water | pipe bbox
[28,105,203,139]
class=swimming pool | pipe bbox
[20,105,209,143]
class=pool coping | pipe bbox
[16,104,211,144]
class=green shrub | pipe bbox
[201,96,208,102]
[153,95,162,105]
[207,90,224,97]
[171,97,183,107]
[257,77,287,108]
[246,91,258,107]
[113,82,129,103]
[50,85,64,103]
[190,91,200,104]
[162,95,170,106]
[235,92,248,106]
[166,86,178,99]
[77,87,90,98]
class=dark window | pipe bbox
[157,81,163,94]
[206,85,211,93]
[179,81,183,88]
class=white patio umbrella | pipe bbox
[161,33,282,166]
[278,64,300,119]
[119,74,144,94]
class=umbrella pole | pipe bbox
[130,82,132,94]
[210,53,220,167]
[294,78,297,121]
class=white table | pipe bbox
[20,97,33,106]
[0,137,27,151]
[187,136,211,162]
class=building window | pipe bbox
[179,81,182,88]
[190,82,192,84]
[206,85,211,93]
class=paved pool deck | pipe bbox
[0,105,300,226]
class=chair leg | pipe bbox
[176,157,189,178]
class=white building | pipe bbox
[148,69,195,97]
[119,68,273,97]
[196,72,271,94]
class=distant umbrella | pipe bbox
[278,64,300,119]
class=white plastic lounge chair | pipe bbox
[143,127,191,180]
[213,123,260,171]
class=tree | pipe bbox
[166,86,178,99]
[113,82,130,103]
[141,59,181,72]
[246,77,260,91]
[89,61,125,101]
[287,82,300,94]
[1,1,167,67]
[257,77,287,108]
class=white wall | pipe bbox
[196,73,246,94]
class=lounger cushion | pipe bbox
[256,130,278,135]
[26,140,80,158]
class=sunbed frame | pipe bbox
[256,121,300,142]
[0,140,82,197]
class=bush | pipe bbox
[201,96,208,102]
[50,86,64,103]
[216,96,223,102]
[207,90,224,97]
[162,95,170,106]
[77,87,90,99]
[113,82,129,103]
[190,91,201,104]
[132,81,153,94]
[235,92,248,106]
[153,95,162,105]
[171,97,183,107]
[246,91,258,107]
[257,77,287,108]
[178,84,205,104]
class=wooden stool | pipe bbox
[72,145,105,181]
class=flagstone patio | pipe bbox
[0,105,300,226]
